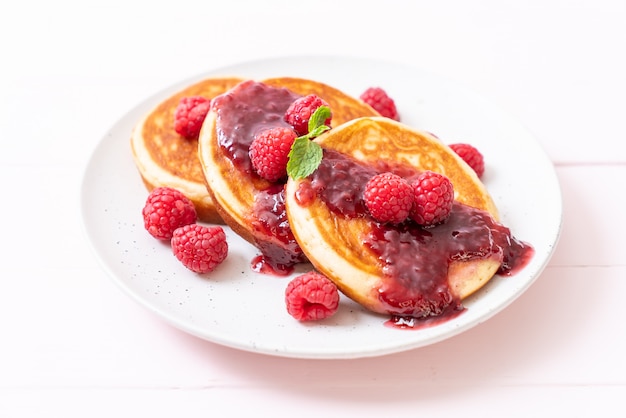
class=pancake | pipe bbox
[284,116,513,319]
[130,77,243,223]
[197,78,380,273]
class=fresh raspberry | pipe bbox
[142,187,197,240]
[363,172,413,224]
[173,96,211,139]
[360,87,399,121]
[411,171,454,226]
[249,126,297,182]
[171,224,228,274]
[449,143,485,178]
[284,94,332,136]
[285,271,340,321]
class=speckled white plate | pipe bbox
[80,55,562,359]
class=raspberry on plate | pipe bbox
[249,126,298,182]
[285,271,340,321]
[449,143,485,178]
[142,187,197,240]
[359,87,399,121]
[171,224,228,274]
[284,94,332,136]
[173,96,211,139]
[364,172,413,224]
[411,171,454,226]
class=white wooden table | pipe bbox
[2,1,625,416]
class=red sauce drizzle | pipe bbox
[297,149,535,327]
[211,81,305,274]
[249,184,307,276]
[212,80,300,174]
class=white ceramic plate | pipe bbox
[81,56,562,359]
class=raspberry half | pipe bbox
[171,224,228,274]
[411,171,454,226]
[142,187,197,240]
[449,143,485,178]
[173,96,211,139]
[249,126,297,182]
[285,271,340,321]
[360,87,399,121]
[284,94,332,136]
[364,172,413,224]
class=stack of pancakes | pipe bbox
[197,77,381,272]
[131,75,507,320]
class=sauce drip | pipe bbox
[249,184,307,275]
[211,81,304,274]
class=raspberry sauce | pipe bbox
[296,149,534,326]
[211,81,305,274]
[249,184,307,276]
[212,80,300,175]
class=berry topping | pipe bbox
[249,126,298,182]
[171,224,228,274]
[363,172,413,224]
[142,187,197,240]
[284,94,332,136]
[449,143,485,178]
[285,271,340,321]
[411,171,454,226]
[173,96,211,139]
[360,87,399,121]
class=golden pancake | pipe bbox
[130,77,243,223]
[197,78,380,273]
[284,116,513,319]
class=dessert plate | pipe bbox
[81,55,562,359]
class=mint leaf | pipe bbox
[286,105,330,180]
[287,136,323,180]
[308,124,330,138]
[308,105,331,133]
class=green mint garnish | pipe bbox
[286,105,331,180]
[307,105,331,134]
[287,136,323,180]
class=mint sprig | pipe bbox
[286,106,331,180]
[287,135,323,180]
